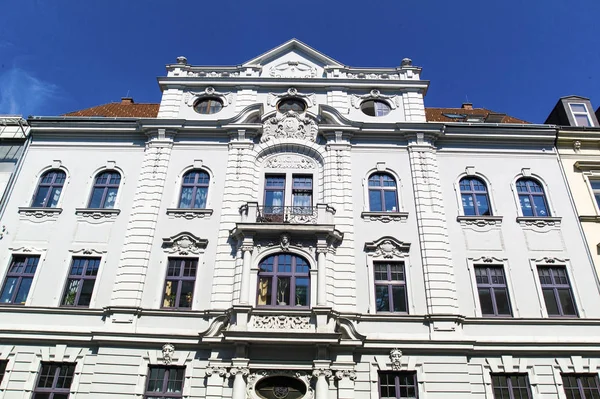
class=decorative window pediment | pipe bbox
[162,232,208,255]
[261,112,318,143]
[267,88,316,108]
[364,237,410,258]
[184,87,232,108]
[350,89,400,109]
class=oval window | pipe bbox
[194,98,223,114]
[277,99,306,113]
[256,376,307,399]
[361,100,391,117]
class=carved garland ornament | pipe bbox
[185,87,233,107]
[264,155,316,169]
[269,61,317,78]
[350,89,400,109]
[261,112,318,143]
[252,315,312,330]
[267,88,316,108]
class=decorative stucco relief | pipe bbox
[345,72,401,80]
[184,87,232,107]
[264,154,316,169]
[350,89,400,109]
[162,232,208,255]
[251,315,312,330]
[261,112,318,143]
[390,348,403,371]
[364,237,410,258]
[269,61,317,78]
[247,370,314,399]
[267,88,316,108]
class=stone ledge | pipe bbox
[75,208,121,220]
[18,207,63,219]
[516,216,562,227]
[166,208,214,219]
[579,215,600,223]
[360,211,409,223]
[457,215,503,227]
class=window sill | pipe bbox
[361,211,408,223]
[457,215,503,226]
[516,216,561,227]
[75,208,121,219]
[18,207,62,219]
[579,215,600,222]
[166,208,213,220]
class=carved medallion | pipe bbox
[262,112,318,143]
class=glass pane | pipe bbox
[590,181,600,190]
[276,277,290,305]
[179,280,194,308]
[375,285,390,312]
[478,288,494,315]
[163,281,176,307]
[257,277,272,305]
[32,186,49,207]
[494,288,511,316]
[462,194,476,216]
[178,187,193,208]
[571,104,588,113]
[37,363,56,387]
[88,187,105,208]
[369,190,382,211]
[575,114,591,127]
[48,187,62,207]
[532,195,549,217]
[392,286,407,312]
[147,367,165,392]
[277,255,292,273]
[519,195,534,216]
[543,288,560,315]
[62,279,80,306]
[0,277,17,303]
[14,277,32,304]
[265,190,284,211]
[292,193,312,208]
[374,101,391,116]
[384,191,398,212]
[295,277,309,306]
[193,187,207,209]
[78,279,95,306]
[374,264,388,281]
[103,187,118,208]
[558,288,577,316]
[475,194,491,216]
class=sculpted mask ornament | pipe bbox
[376,240,403,258]
[162,343,175,365]
[390,348,402,371]
[280,234,291,250]
[261,112,318,143]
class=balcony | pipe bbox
[240,202,335,225]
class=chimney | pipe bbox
[462,102,473,110]
[121,97,134,105]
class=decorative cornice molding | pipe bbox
[364,237,410,258]
[252,315,312,330]
[75,208,120,220]
[575,160,600,171]
[18,207,62,219]
[457,215,503,227]
[516,216,562,228]
[361,211,408,223]
[162,232,208,255]
[69,248,106,256]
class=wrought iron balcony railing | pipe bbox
[239,202,335,225]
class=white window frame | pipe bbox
[454,170,498,217]
[569,103,593,127]
[362,164,405,213]
[510,171,557,218]
[582,172,600,214]
[82,163,125,209]
[466,257,519,318]
[27,163,70,209]
[171,164,215,210]
[1,247,48,306]
[58,249,108,308]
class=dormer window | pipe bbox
[361,100,391,117]
[569,103,592,127]
[277,98,306,113]
[194,98,223,114]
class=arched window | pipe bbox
[368,172,398,212]
[178,170,210,209]
[257,253,310,307]
[32,169,66,208]
[88,171,121,209]
[516,178,550,217]
[459,177,491,216]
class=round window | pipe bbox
[194,98,223,114]
[277,98,306,113]
[256,376,307,399]
[361,100,391,117]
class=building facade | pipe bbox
[1,40,600,399]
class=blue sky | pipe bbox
[1,0,599,123]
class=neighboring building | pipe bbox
[0,116,30,219]
[549,96,600,277]
[0,40,599,399]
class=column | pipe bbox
[317,247,327,306]
[205,366,227,399]
[334,370,357,399]
[230,366,250,399]
[239,244,253,304]
[312,367,332,399]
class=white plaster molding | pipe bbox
[75,208,120,220]
[269,61,317,78]
[162,343,175,365]
[267,87,316,108]
[481,356,538,398]
[166,208,214,219]
[206,365,229,377]
[18,207,62,221]
[350,89,400,109]
[361,211,409,223]
[261,112,318,143]
[68,248,107,256]
[556,356,600,374]
[251,315,312,330]
[364,237,410,258]
[264,154,317,169]
[372,354,426,398]
[390,348,402,371]
[247,370,314,399]
[466,256,519,318]
[184,86,232,107]
[162,232,208,255]
[334,369,357,380]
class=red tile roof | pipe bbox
[425,107,528,124]
[64,99,159,118]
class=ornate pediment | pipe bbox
[184,87,232,107]
[267,87,316,108]
[364,236,410,258]
[350,89,400,109]
[261,112,318,143]
[162,232,208,255]
[264,154,316,169]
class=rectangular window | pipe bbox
[0,255,40,305]
[570,103,592,127]
[33,362,75,398]
[264,175,286,218]
[62,257,101,307]
[162,258,197,309]
[0,360,7,384]
[474,266,512,316]
[491,374,531,399]
[563,374,600,399]
[374,261,408,313]
[379,371,418,399]
[144,366,185,399]
[537,266,577,317]
[590,180,600,209]
[292,175,313,211]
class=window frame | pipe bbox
[31,169,66,208]
[587,176,600,212]
[193,97,223,115]
[256,253,311,308]
[378,371,418,399]
[490,373,532,399]
[473,265,512,317]
[368,172,399,212]
[177,169,210,209]
[0,359,7,385]
[569,103,593,127]
[0,255,40,305]
[361,99,392,117]
[144,366,185,399]
[536,265,578,317]
[61,257,101,308]
[161,258,198,310]
[459,176,492,216]
[515,177,551,217]
[373,261,409,314]
[562,373,600,399]
[87,170,121,209]
[33,362,76,399]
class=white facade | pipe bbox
[0,40,599,398]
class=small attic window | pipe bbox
[361,100,391,117]
[194,98,223,114]
[442,113,467,119]
[277,98,306,113]
[569,103,592,127]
